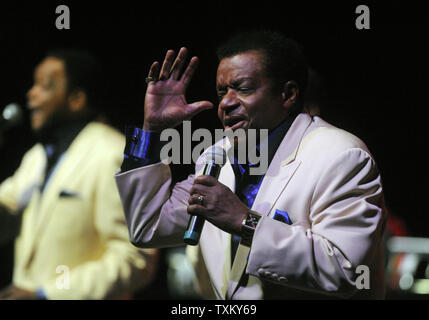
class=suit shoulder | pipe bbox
[305,118,369,153]
[86,122,124,140]
[83,122,125,151]
[18,143,45,167]
[73,122,125,167]
[298,117,374,165]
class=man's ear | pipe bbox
[281,81,299,110]
[68,90,87,112]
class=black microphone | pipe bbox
[184,145,227,246]
[0,103,23,133]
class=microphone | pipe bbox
[184,145,227,246]
[0,103,23,133]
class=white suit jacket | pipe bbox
[115,113,387,299]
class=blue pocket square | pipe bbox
[273,209,292,225]
[59,190,80,198]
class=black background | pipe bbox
[0,0,425,297]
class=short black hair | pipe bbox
[217,29,308,106]
[45,49,104,111]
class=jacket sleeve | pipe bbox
[0,175,21,244]
[42,157,158,299]
[115,162,195,248]
[0,147,41,245]
[246,148,387,297]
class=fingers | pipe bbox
[147,61,160,83]
[170,47,188,80]
[188,193,205,205]
[185,100,214,119]
[159,50,175,80]
[194,175,218,187]
[188,175,220,206]
[189,182,211,198]
[182,56,199,88]
[148,48,199,87]
[187,204,207,216]
[187,192,209,218]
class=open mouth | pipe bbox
[224,117,248,131]
[28,105,42,115]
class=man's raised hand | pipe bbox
[143,47,213,131]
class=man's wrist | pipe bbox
[240,210,262,247]
[121,126,165,171]
[124,126,161,160]
[143,120,166,132]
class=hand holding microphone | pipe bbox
[184,145,226,245]
[185,145,249,245]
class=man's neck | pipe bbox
[39,117,93,156]
[233,114,296,165]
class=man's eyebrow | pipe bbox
[217,77,252,90]
[231,77,252,86]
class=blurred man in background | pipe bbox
[0,50,157,299]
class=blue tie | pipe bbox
[231,164,263,263]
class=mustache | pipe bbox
[223,114,248,127]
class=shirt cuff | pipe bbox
[121,126,165,172]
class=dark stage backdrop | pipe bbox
[0,0,425,295]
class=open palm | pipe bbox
[143,48,213,131]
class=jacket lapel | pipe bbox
[199,149,236,299]
[32,124,93,241]
[228,113,313,298]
